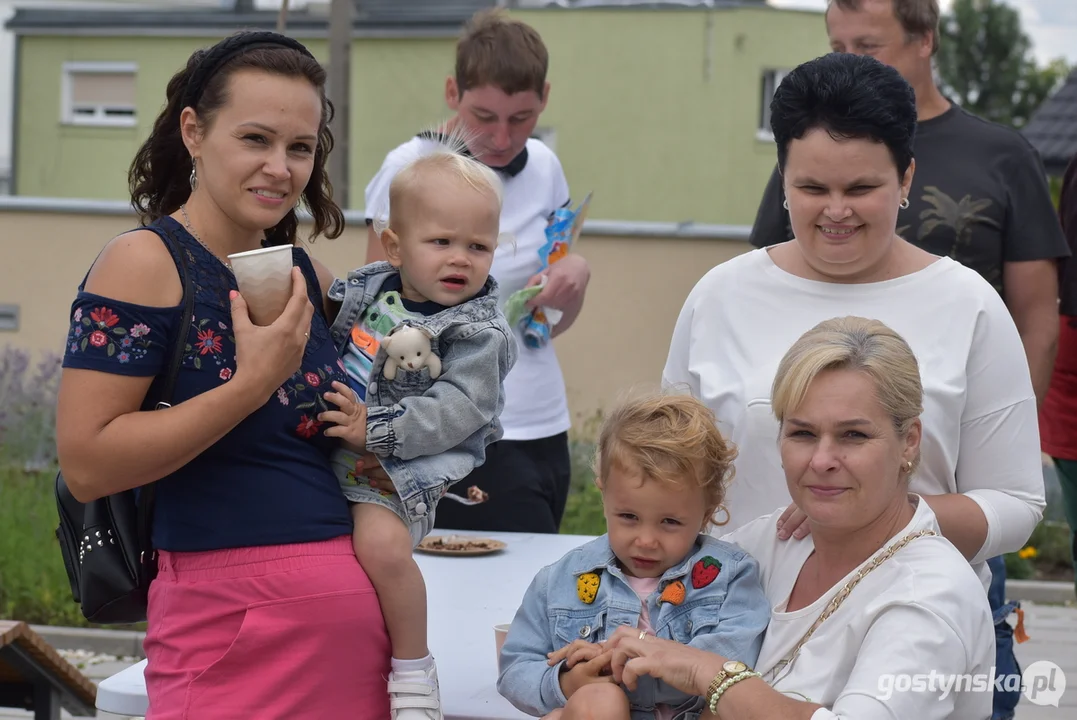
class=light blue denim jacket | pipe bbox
[497,534,769,720]
[328,262,517,523]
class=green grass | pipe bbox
[560,435,606,536]
[0,466,90,626]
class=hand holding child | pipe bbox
[320,381,368,453]
[547,639,606,668]
[557,649,616,699]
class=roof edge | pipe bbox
[5,8,471,36]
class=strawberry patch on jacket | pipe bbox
[691,556,722,589]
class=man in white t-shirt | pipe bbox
[362,9,590,533]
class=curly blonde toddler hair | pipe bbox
[594,393,736,528]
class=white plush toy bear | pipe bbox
[382,325,442,381]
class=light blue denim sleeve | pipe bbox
[366,323,515,460]
[691,551,769,662]
[657,552,770,698]
[496,567,569,715]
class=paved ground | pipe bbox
[1013,601,1077,719]
[1,601,1074,719]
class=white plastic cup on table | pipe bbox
[494,622,512,665]
[227,245,294,326]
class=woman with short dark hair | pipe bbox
[664,53,1043,589]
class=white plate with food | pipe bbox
[415,534,507,557]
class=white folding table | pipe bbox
[96,531,596,719]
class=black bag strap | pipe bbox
[136,226,195,560]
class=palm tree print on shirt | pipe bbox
[897,186,1002,293]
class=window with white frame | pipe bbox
[758,69,789,140]
[62,62,137,127]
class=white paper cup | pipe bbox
[228,245,294,326]
[494,622,512,662]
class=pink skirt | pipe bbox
[143,535,390,719]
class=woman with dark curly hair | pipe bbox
[56,32,390,718]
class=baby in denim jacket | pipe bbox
[320,149,516,719]
[498,394,769,720]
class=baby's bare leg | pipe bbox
[562,683,631,720]
[351,502,428,659]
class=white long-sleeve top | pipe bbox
[663,249,1044,579]
[721,496,994,720]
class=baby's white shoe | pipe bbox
[388,657,443,720]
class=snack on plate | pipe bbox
[421,535,499,552]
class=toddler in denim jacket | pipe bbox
[321,149,516,720]
[497,394,769,720]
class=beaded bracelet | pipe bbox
[707,670,762,714]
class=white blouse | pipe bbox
[663,248,1045,581]
[722,496,994,720]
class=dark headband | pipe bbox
[182,31,317,110]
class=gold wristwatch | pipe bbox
[706,660,749,693]
[706,660,760,714]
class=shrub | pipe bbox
[1005,521,1075,583]
[0,345,87,625]
[0,346,61,471]
[560,432,605,536]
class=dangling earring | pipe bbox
[712,504,731,527]
[899,197,910,210]
[782,198,790,210]
[189,162,198,193]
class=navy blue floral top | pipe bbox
[62,217,352,552]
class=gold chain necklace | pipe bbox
[765,528,938,685]
[179,204,232,271]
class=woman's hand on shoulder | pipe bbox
[776,504,812,541]
[230,266,315,402]
[84,229,183,307]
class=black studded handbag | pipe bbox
[54,230,193,624]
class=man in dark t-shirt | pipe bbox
[750,0,1067,407]
[748,4,1068,720]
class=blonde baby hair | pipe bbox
[372,123,503,237]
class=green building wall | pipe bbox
[14,6,827,225]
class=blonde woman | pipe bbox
[608,317,994,719]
